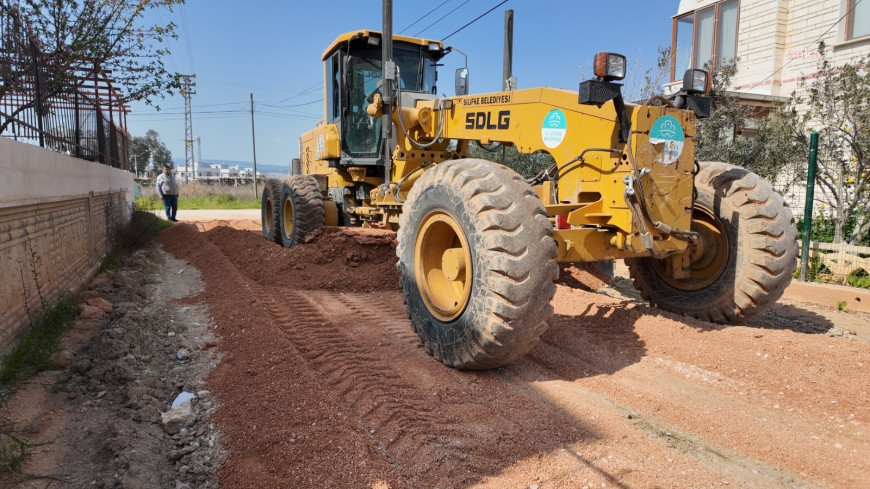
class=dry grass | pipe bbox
[138,182,261,210]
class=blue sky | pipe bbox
[126,0,680,168]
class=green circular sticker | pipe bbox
[542,109,567,149]
[649,115,685,165]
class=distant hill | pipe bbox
[171,158,289,178]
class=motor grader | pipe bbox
[261,27,797,370]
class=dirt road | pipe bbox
[158,221,868,489]
[5,218,869,488]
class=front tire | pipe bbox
[626,161,797,323]
[279,176,325,248]
[397,159,558,369]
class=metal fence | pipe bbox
[0,7,129,168]
[801,241,870,285]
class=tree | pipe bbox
[689,61,800,182]
[766,45,870,244]
[465,142,554,180]
[0,0,184,132]
[130,129,171,175]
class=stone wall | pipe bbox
[0,138,133,354]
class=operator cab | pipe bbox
[322,30,446,167]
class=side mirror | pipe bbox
[455,68,469,96]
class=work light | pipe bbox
[593,52,627,81]
[682,69,710,94]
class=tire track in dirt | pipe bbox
[258,287,465,470]
[532,286,869,488]
[521,338,826,488]
[162,224,870,488]
[330,291,420,346]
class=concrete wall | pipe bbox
[0,137,134,353]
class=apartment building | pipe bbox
[670,0,870,237]
[670,0,869,99]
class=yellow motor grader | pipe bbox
[261,24,797,369]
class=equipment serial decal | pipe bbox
[462,94,512,106]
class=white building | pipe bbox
[174,162,256,181]
[670,0,869,98]
[669,0,869,216]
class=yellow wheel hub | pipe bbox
[282,195,295,239]
[655,204,728,291]
[414,211,473,322]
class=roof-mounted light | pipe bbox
[682,69,711,95]
[367,35,381,46]
[593,52,626,81]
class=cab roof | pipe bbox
[322,30,445,61]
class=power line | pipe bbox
[140,101,248,112]
[272,82,324,105]
[179,3,196,74]
[442,0,510,41]
[153,7,178,74]
[414,0,470,37]
[261,99,323,109]
[399,0,451,34]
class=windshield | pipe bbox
[342,43,438,157]
[349,44,437,94]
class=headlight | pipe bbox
[682,69,710,94]
[593,52,626,81]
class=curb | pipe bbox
[782,280,870,313]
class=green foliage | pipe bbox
[693,61,797,182]
[135,194,163,211]
[767,45,870,244]
[0,431,39,474]
[465,142,555,180]
[694,46,870,245]
[847,269,870,288]
[131,130,173,175]
[99,252,124,273]
[136,194,260,210]
[0,1,184,108]
[837,300,848,311]
[796,211,870,246]
[0,299,78,385]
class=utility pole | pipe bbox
[180,74,196,184]
[250,93,258,198]
[196,136,202,181]
[503,9,515,91]
[132,154,138,177]
[502,9,515,165]
[381,0,394,186]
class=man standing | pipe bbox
[156,163,179,222]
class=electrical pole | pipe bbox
[503,9,515,91]
[250,93,258,198]
[196,136,202,181]
[132,154,138,177]
[180,74,196,184]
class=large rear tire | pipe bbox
[279,176,325,248]
[261,178,282,244]
[397,159,558,369]
[626,161,797,323]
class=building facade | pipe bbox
[671,0,869,98]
